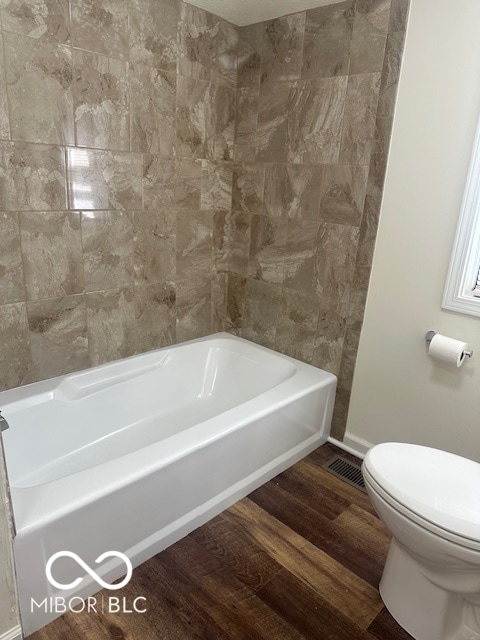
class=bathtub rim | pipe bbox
[0,332,297,409]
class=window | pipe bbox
[443,115,480,317]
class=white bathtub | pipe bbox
[1,332,336,635]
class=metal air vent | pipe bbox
[322,455,366,493]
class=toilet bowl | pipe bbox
[362,442,480,640]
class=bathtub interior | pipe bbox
[3,338,297,489]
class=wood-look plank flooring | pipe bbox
[28,444,413,640]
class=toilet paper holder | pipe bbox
[425,331,473,358]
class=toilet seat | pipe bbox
[363,443,480,550]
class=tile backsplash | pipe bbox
[0,0,409,439]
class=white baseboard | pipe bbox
[0,625,22,640]
[328,433,373,459]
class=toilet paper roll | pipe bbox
[428,333,469,367]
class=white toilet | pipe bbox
[362,442,480,640]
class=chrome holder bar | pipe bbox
[425,330,473,358]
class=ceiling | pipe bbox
[185,0,345,26]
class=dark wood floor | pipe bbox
[28,443,413,640]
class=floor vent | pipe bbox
[322,456,366,493]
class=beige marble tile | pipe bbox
[339,72,382,165]
[257,77,348,164]
[201,161,233,211]
[175,205,213,341]
[142,154,176,211]
[133,211,175,285]
[372,115,393,190]
[176,210,214,299]
[353,123,389,268]
[227,210,251,277]
[4,32,74,144]
[223,273,247,336]
[241,279,281,349]
[0,34,10,140]
[355,189,381,270]
[71,0,128,59]
[302,2,354,79]
[319,165,369,226]
[212,272,227,333]
[234,133,257,163]
[237,23,262,88]
[214,85,235,161]
[248,214,287,284]
[0,302,30,390]
[129,0,178,72]
[263,164,324,219]
[215,19,238,89]
[236,86,258,137]
[376,31,405,119]
[167,80,236,162]
[20,211,84,300]
[86,287,136,365]
[389,0,409,32]
[175,159,202,210]
[288,77,349,164]
[314,222,360,304]
[350,0,390,75]
[255,82,290,162]
[176,76,216,160]
[348,265,370,325]
[0,142,67,211]
[67,148,142,210]
[177,80,235,162]
[232,163,265,214]
[27,294,89,380]
[338,324,361,390]
[275,289,320,363]
[81,210,134,292]
[0,213,25,303]
[1,0,70,44]
[135,282,176,352]
[213,210,229,273]
[73,49,129,151]
[130,66,176,155]
[225,273,246,333]
[330,386,351,441]
[311,299,348,375]
[178,3,237,89]
[234,85,259,163]
[261,13,305,84]
[176,293,212,343]
[283,219,320,294]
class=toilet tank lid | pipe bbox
[364,442,480,542]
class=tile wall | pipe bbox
[226,0,409,438]
[0,0,409,442]
[0,0,236,389]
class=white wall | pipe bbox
[346,0,480,461]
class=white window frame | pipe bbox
[443,115,480,317]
